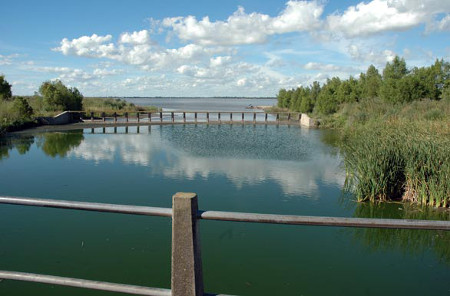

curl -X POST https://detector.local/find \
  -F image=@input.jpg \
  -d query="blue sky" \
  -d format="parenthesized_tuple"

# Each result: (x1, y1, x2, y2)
(1, 0, 449, 97)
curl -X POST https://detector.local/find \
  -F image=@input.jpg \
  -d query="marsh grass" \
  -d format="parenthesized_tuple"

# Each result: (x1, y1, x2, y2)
(341, 99, 450, 207)
(82, 97, 158, 115)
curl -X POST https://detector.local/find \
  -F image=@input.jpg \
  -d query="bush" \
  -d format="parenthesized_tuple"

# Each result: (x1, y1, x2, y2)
(0, 75, 12, 101)
(39, 80, 83, 111)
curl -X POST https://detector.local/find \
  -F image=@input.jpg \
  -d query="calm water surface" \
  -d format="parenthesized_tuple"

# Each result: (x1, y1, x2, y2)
(0, 125, 448, 295)
(124, 97, 277, 112)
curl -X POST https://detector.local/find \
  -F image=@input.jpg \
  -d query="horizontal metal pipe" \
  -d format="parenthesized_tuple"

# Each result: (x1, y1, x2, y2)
(0, 271, 171, 296)
(0, 196, 172, 217)
(0, 271, 233, 296)
(1, 196, 449, 230)
(198, 211, 450, 230)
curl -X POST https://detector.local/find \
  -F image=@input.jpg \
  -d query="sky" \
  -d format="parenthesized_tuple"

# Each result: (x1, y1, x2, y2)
(1, 0, 449, 97)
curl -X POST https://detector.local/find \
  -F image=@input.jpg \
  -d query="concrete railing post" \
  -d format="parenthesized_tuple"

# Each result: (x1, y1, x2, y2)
(230, 112, 232, 122)
(114, 112, 117, 123)
(253, 113, 256, 123)
(90, 112, 94, 122)
(265, 113, 268, 123)
(125, 112, 128, 123)
(207, 112, 209, 123)
(171, 112, 175, 123)
(183, 112, 186, 123)
(218, 112, 221, 123)
(195, 112, 197, 123)
(137, 112, 140, 123)
(242, 112, 244, 123)
(160, 112, 163, 122)
(171, 192, 204, 296)
(101, 112, 105, 122)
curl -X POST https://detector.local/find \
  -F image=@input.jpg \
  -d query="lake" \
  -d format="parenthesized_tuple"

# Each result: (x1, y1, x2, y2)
(123, 97, 277, 112)
(0, 123, 449, 295)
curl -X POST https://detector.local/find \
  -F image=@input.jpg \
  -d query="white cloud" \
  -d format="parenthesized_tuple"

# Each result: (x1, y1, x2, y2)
(348, 44, 396, 65)
(55, 34, 116, 58)
(326, 0, 450, 37)
(162, 1, 324, 45)
(0, 54, 20, 65)
(426, 14, 450, 32)
(304, 62, 341, 71)
(119, 30, 152, 45)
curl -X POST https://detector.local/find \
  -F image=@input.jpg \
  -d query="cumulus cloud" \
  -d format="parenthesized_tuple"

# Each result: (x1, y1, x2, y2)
(326, 0, 450, 37)
(119, 30, 152, 45)
(55, 34, 116, 58)
(348, 44, 396, 65)
(162, 1, 324, 45)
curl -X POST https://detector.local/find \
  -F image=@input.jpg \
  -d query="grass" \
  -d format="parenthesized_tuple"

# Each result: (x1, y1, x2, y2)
(335, 98, 450, 207)
(82, 97, 159, 115)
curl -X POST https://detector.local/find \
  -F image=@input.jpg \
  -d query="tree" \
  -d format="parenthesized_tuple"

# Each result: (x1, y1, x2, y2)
(360, 65, 382, 99)
(12, 97, 33, 119)
(315, 77, 341, 115)
(380, 56, 408, 102)
(39, 80, 83, 111)
(0, 75, 12, 100)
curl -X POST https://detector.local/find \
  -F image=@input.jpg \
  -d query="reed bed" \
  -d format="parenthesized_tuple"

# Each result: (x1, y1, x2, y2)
(342, 119, 450, 207)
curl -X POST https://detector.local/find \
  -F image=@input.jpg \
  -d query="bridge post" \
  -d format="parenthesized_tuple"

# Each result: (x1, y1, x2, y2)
(148, 112, 152, 122)
(171, 192, 204, 296)
(90, 112, 94, 122)
(171, 112, 174, 123)
(207, 112, 209, 123)
(218, 112, 221, 123)
(276, 113, 279, 124)
(287, 113, 291, 122)
(265, 113, 268, 123)
(137, 112, 140, 123)
(230, 112, 232, 122)
(195, 112, 197, 123)
(101, 112, 105, 122)
(253, 113, 256, 123)
(183, 112, 186, 123)
(114, 112, 117, 123)
(242, 112, 244, 123)
(125, 112, 128, 123)
(160, 112, 163, 122)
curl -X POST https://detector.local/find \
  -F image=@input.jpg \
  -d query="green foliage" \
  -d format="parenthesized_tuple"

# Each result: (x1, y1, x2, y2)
(315, 77, 341, 114)
(342, 117, 450, 208)
(37, 131, 84, 158)
(82, 97, 157, 114)
(0, 75, 12, 101)
(12, 97, 33, 119)
(359, 65, 381, 98)
(39, 80, 83, 111)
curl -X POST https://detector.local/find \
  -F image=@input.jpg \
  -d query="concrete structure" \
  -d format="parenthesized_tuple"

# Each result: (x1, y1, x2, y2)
(38, 111, 82, 125)
(171, 193, 204, 296)
(300, 113, 318, 127)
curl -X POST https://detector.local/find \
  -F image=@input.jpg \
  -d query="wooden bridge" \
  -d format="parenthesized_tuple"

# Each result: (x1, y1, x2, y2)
(0, 193, 449, 296)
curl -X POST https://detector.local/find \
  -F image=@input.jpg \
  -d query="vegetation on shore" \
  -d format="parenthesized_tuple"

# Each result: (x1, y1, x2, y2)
(277, 57, 450, 207)
(0, 77, 157, 135)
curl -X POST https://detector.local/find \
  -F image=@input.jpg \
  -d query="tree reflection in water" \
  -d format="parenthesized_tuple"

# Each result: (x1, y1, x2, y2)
(352, 202, 450, 264)
(0, 131, 84, 160)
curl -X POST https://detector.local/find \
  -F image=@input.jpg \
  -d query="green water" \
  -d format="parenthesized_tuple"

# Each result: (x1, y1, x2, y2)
(0, 125, 449, 295)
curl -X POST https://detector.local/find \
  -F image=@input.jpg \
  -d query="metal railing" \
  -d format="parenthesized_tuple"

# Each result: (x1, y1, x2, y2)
(1, 194, 449, 296)
(70, 111, 302, 125)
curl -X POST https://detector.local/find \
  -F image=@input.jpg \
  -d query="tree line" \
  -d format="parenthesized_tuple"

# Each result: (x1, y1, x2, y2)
(277, 57, 450, 115)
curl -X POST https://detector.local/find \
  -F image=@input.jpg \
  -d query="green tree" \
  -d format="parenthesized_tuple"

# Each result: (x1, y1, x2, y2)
(0, 75, 12, 101)
(315, 77, 341, 115)
(39, 80, 83, 111)
(380, 56, 408, 102)
(360, 65, 382, 99)
(337, 76, 360, 103)
(12, 97, 33, 119)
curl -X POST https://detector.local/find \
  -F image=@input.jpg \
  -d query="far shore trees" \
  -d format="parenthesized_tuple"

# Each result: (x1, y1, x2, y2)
(0, 75, 12, 100)
(39, 80, 83, 111)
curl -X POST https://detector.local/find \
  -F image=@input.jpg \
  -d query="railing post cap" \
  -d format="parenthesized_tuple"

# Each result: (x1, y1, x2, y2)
(173, 192, 197, 200)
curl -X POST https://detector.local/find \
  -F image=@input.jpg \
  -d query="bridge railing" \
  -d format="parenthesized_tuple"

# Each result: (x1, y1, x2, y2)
(68, 111, 301, 125)
(1, 194, 449, 296)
